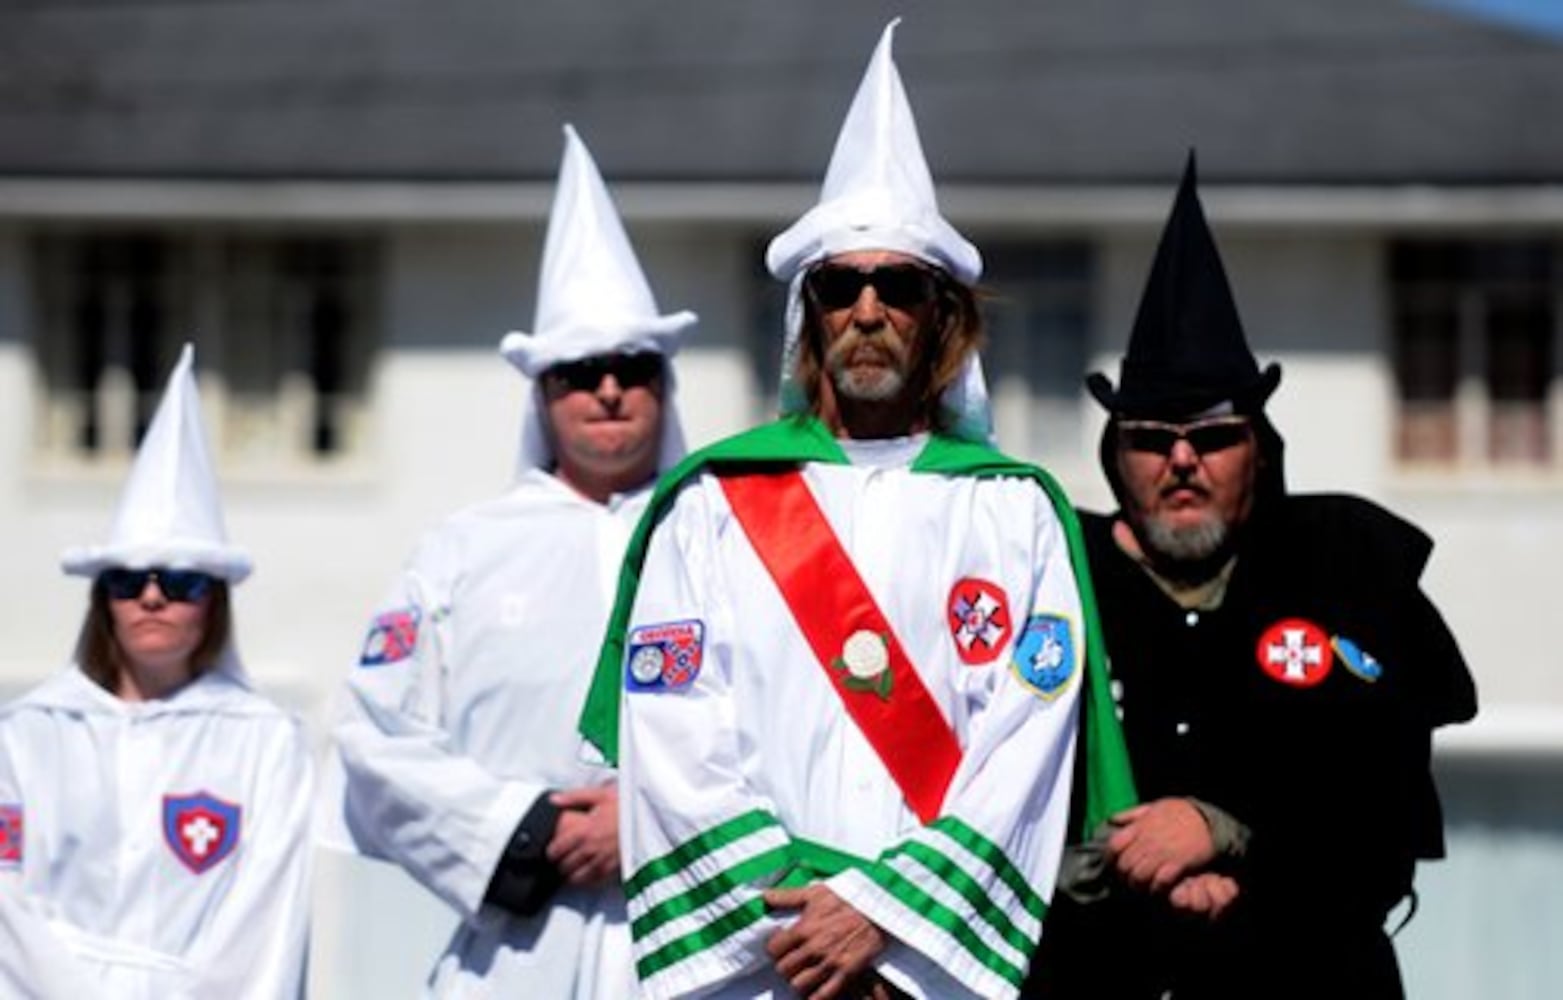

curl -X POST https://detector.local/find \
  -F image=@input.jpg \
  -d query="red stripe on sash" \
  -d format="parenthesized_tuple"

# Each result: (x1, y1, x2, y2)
(720, 470, 961, 824)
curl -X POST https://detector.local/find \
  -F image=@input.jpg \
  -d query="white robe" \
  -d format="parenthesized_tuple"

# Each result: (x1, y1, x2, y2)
(325, 469, 640, 998)
(619, 452, 1083, 1000)
(0, 665, 313, 999)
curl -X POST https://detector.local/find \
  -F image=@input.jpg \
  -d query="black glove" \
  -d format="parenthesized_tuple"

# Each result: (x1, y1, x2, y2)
(482, 793, 565, 917)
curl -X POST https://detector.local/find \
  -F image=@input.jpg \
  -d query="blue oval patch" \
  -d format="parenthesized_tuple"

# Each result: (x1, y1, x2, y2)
(1011, 614, 1076, 700)
(1331, 634, 1383, 683)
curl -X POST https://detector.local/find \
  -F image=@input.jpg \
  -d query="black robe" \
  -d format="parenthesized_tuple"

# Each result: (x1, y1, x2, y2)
(1028, 493, 1476, 999)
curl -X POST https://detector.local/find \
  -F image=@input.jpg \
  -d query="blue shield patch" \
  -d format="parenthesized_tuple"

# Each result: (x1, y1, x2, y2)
(1332, 634, 1383, 683)
(1011, 614, 1076, 699)
(163, 792, 242, 875)
(625, 620, 705, 692)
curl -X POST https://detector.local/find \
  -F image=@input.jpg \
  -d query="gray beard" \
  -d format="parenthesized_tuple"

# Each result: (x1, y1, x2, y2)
(831, 363, 906, 402)
(1142, 513, 1230, 565)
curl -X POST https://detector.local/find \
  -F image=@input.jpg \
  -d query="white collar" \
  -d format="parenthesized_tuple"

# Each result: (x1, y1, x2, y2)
(836, 432, 929, 470)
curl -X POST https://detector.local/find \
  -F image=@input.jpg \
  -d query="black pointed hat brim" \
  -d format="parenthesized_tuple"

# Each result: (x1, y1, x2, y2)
(1086, 361, 1281, 418)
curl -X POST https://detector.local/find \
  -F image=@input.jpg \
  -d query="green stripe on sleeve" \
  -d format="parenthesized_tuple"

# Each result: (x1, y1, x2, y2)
(625, 809, 785, 900)
(635, 897, 769, 982)
(885, 841, 1038, 957)
(631, 845, 792, 940)
(926, 816, 1048, 922)
(863, 864, 1028, 989)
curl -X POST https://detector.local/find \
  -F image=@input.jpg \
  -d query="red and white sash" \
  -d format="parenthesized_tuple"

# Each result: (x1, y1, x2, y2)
(721, 470, 962, 824)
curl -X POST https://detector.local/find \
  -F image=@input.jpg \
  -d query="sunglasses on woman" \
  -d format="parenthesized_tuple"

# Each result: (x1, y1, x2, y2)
(99, 568, 217, 603)
(543, 352, 664, 393)
(804, 263, 941, 312)
(1117, 415, 1253, 456)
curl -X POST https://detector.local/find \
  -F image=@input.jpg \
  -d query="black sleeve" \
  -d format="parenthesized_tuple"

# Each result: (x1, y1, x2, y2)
(1242, 497, 1466, 916)
(481, 793, 566, 917)
(1314, 493, 1476, 725)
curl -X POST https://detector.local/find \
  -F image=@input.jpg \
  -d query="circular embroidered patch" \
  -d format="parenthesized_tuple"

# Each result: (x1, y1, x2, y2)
(1255, 618, 1333, 688)
(628, 646, 666, 685)
(947, 577, 1013, 666)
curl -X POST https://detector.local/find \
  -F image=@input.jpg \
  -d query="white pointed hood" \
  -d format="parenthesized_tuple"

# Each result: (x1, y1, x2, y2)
(500, 125, 696, 476)
(61, 343, 252, 582)
(765, 19, 993, 443)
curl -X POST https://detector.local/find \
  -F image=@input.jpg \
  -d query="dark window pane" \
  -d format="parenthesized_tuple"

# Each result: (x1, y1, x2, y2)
(1486, 287, 1552, 463)
(1390, 238, 1558, 466)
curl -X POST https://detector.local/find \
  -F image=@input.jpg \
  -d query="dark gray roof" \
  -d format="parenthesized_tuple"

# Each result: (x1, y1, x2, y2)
(1, 0, 1560, 184)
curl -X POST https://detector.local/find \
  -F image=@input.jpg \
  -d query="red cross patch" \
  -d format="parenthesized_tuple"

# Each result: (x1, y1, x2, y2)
(1256, 618, 1333, 688)
(947, 578, 1013, 666)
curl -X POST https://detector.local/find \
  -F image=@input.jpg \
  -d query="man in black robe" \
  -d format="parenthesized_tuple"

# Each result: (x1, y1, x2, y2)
(1029, 155, 1477, 999)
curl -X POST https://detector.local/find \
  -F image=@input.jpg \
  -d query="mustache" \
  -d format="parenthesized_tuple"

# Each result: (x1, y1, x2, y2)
(1159, 474, 1210, 500)
(824, 324, 910, 372)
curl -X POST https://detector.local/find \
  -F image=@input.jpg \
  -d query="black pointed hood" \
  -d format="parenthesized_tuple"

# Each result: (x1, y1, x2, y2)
(1087, 152, 1281, 418)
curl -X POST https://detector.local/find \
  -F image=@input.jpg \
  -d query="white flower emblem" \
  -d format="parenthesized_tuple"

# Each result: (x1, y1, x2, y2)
(841, 630, 889, 679)
(629, 646, 665, 684)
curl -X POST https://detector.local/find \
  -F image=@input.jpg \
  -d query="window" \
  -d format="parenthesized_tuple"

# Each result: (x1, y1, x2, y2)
(744, 238, 1094, 465)
(747, 240, 788, 422)
(31, 230, 379, 468)
(980, 241, 1094, 465)
(1389, 240, 1560, 467)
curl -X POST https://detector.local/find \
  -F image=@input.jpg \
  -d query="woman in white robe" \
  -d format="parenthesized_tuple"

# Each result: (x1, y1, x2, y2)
(0, 345, 313, 999)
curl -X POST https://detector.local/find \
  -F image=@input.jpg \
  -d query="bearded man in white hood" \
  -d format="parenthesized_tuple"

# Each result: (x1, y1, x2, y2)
(324, 124, 696, 998)
(577, 21, 1134, 1000)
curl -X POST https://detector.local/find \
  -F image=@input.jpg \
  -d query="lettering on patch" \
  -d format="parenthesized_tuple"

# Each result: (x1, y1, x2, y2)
(625, 620, 706, 692)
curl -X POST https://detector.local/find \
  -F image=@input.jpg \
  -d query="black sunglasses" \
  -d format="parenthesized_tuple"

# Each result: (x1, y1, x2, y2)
(99, 568, 217, 603)
(1118, 415, 1253, 456)
(804, 264, 940, 312)
(544, 352, 664, 393)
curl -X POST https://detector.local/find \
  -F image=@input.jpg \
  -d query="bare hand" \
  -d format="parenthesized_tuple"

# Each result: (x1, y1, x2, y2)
(546, 785, 620, 887)
(1106, 798, 1217, 895)
(1168, 872, 1240, 920)
(763, 885, 887, 999)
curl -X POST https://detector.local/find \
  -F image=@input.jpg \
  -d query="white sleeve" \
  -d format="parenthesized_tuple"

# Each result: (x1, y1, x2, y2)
(326, 530, 541, 919)
(0, 730, 19, 893)
(185, 717, 315, 1000)
(618, 481, 796, 1000)
(827, 489, 1083, 1000)
(0, 891, 102, 1000)
(0, 731, 100, 998)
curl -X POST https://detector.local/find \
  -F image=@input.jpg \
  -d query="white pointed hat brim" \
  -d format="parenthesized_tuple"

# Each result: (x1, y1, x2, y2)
(766, 190, 981, 285)
(61, 540, 253, 583)
(499, 310, 696, 380)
